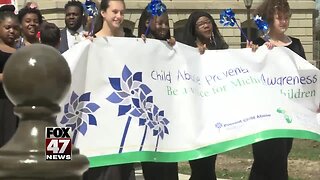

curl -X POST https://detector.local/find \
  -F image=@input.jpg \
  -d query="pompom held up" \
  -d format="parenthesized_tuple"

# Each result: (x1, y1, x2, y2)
(146, 0, 167, 17)
(83, 0, 98, 17)
(254, 15, 270, 41)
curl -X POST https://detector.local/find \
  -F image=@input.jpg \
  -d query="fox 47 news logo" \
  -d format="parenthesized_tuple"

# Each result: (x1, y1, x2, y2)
(45, 127, 72, 160)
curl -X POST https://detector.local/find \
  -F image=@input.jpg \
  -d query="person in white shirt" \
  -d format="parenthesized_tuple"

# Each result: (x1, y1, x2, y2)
(59, 0, 85, 53)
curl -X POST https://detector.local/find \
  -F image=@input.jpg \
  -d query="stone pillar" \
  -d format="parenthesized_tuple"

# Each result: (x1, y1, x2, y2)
(0, 44, 89, 179)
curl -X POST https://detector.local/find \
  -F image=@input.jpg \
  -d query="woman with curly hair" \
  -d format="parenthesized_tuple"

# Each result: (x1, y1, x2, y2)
(250, 1, 306, 179)
(17, 7, 43, 47)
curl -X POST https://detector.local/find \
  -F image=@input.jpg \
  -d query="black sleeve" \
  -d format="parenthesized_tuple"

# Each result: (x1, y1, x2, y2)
(288, 37, 306, 60)
(253, 37, 266, 46)
(295, 38, 306, 60)
(124, 28, 136, 38)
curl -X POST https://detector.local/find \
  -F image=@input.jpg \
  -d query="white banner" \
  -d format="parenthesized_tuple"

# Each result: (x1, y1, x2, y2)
(59, 37, 320, 167)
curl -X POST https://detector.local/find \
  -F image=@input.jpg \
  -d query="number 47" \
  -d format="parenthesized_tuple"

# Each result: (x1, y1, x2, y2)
(47, 139, 70, 153)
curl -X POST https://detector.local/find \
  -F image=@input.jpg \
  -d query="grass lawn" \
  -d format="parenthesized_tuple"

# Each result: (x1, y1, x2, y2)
(178, 139, 320, 180)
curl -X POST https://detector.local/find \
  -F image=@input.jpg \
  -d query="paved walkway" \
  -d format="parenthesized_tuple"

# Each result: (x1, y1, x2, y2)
(135, 169, 190, 180)
(135, 169, 229, 180)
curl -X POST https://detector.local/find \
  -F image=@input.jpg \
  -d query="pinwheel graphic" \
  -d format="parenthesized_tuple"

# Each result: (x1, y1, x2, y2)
(60, 91, 100, 144)
(107, 65, 170, 153)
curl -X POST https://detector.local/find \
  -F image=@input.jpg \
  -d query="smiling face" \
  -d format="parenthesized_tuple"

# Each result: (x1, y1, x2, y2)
(0, 17, 19, 47)
(149, 13, 170, 40)
(271, 12, 290, 35)
(21, 13, 40, 38)
(195, 16, 213, 40)
(101, 0, 125, 31)
(65, 6, 83, 31)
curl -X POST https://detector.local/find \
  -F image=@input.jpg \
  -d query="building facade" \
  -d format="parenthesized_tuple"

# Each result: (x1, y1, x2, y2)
(17, 0, 317, 62)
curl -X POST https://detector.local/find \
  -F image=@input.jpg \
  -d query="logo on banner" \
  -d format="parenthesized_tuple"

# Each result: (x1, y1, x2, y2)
(45, 127, 72, 160)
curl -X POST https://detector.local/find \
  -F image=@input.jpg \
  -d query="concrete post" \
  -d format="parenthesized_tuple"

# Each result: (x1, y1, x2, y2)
(0, 44, 89, 179)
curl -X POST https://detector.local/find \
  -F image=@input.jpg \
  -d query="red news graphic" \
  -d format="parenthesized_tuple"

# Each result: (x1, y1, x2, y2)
(0, 0, 15, 5)
(45, 127, 72, 160)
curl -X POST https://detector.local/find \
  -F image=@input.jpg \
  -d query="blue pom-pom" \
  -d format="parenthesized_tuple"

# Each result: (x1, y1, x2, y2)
(254, 15, 270, 41)
(146, 0, 167, 17)
(219, 8, 236, 27)
(83, 0, 98, 17)
(254, 15, 269, 33)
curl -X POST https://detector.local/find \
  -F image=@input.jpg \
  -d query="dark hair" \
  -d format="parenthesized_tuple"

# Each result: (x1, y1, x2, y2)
(40, 22, 60, 48)
(0, 4, 15, 12)
(94, 0, 125, 34)
(254, 0, 291, 26)
(0, 8, 19, 47)
(137, 7, 170, 39)
(18, 7, 43, 25)
(182, 11, 228, 50)
(0, 6, 18, 24)
(138, 7, 151, 37)
(123, 27, 135, 37)
(64, 0, 84, 15)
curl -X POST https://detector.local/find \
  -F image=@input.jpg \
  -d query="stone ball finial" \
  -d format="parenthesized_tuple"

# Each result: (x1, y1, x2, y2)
(3, 44, 71, 106)
(0, 44, 89, 179)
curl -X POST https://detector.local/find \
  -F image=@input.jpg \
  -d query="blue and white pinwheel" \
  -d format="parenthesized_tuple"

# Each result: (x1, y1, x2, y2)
(107, 65, 170, 153)
(107, 66, 151, 118)
(60, 91, 100, 144)
(220, 8, 249, 41)
(219, 8, 236, 27)
(83, 0, 98, 17)
(254, 15, 270, 41)
(146, 105, 169, 151)
(146, 0, 167, 17)
(83, 0, 98, 35)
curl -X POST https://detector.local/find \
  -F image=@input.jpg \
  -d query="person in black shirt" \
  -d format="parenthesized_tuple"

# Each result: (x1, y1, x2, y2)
(137, 6, 178, 180)
(180, 11, 228, 180)
(250, 1, 306, 180)
(182, 11, 229, 55)
(253, 0, 305, 59)
(138, 6, 175, 46)
(180, 11, 258, 180)
(0, 7, 20, 148)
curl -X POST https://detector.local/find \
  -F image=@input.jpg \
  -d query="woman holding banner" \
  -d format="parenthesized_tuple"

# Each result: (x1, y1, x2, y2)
(93, 0, 134, 37)
(181, 11, 229, 180)
(137, 3, 178, 180)
(182, 11, 229, 55)
(83, 0, 135, 180)
(250, 0, 306, 179)
(181, 10, 258, 180)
